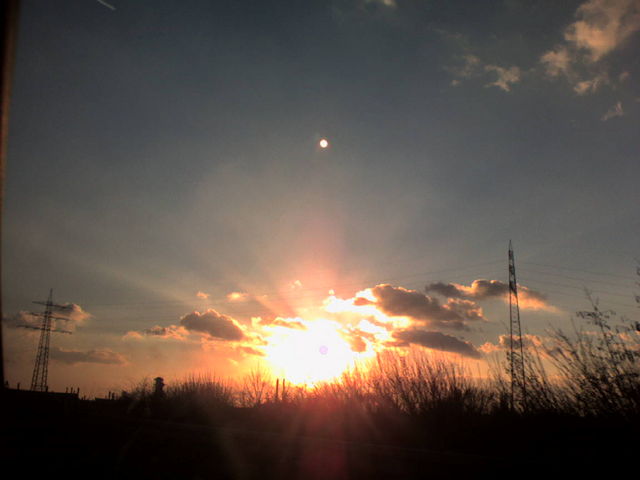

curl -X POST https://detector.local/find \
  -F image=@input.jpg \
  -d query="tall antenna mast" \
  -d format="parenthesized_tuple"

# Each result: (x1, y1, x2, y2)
(508, 241, 527, 410)
(29, 289, 71, 392)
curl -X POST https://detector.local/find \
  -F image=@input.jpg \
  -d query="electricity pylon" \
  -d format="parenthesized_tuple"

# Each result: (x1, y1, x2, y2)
(508, 241, 527, 410)
(27, 289, 72, 392)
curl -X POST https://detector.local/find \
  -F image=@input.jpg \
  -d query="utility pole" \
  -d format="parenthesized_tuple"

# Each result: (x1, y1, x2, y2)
(508, 241, 527, 411)
(28, 289, 72, 392)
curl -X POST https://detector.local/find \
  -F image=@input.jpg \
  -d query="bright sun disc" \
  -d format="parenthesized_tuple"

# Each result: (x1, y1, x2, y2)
(264, 319, 357, 385)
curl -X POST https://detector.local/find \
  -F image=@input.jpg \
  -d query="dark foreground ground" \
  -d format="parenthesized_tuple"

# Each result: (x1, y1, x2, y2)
(2, 389, 637, 479)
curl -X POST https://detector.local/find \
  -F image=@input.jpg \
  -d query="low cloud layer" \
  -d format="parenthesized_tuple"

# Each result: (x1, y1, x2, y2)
(180, 309, 246, 341)
(127, 309, 247, 343)
(56, 303, 92, 331)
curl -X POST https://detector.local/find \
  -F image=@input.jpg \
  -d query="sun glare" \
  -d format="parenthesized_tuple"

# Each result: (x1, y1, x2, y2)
(264, 319, 362, 385)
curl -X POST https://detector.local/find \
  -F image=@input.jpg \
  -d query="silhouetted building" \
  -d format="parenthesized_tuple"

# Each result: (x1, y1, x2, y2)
(153, 377, 165, 398)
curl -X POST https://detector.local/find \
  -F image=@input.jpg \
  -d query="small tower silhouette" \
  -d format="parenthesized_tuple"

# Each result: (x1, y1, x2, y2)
(153, 377, 165, 398)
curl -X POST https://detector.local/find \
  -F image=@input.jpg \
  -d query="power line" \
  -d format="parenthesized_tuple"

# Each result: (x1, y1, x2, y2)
(518, 266, 633, 289)
(79, 259, 635, 311)
(516, 281, 637, 309)
(517, 276, 636, 299)
(83, 260, 505, 309)
(37, 258, 636, 330)
(519, 261, 636, 281)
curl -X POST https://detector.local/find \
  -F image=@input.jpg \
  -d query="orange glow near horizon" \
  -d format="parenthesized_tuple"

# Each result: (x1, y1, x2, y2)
(249, 286, 422, 386)
(257, 289, 406, 385)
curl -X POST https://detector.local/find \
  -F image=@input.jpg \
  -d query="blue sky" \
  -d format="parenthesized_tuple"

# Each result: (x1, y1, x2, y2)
(3, 0, 639, 394)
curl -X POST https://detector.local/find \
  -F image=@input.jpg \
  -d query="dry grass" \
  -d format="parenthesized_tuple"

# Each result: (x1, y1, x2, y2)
(543, 296, 640, 417)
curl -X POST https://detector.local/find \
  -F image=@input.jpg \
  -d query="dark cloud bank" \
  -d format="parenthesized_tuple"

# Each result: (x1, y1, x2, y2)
(356, 284, 484, 330)
(392, 329, 481, 359)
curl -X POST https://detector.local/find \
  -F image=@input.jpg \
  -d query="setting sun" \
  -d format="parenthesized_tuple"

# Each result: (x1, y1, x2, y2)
(263, 319, 361, 385)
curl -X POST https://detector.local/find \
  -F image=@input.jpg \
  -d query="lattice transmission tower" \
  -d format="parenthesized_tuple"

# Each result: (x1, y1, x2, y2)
(508, 241, 527, 410)
(26, 289, 72, 392)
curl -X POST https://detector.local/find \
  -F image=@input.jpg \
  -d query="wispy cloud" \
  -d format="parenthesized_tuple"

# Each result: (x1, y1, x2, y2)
(227, 291, 249, 301)
(447, 54, 481, 84)
(51, 346, 126, 365)
(96, 0, 116, 11)
(448, 55, 521, 92)
(289, 280, 303, 290)
(3, 311, 40, 329)
(366, 0, 397, 7)
(484, 65, 521, 92)
(236, 345, 266, 357)
(573, 72, 609, 95)
(479, 334, 545, 354)
(123, 324, 188, 341)
(144, 325, 189, 340)
(601, 101, 624, 120)
(255, 316, 307, 330)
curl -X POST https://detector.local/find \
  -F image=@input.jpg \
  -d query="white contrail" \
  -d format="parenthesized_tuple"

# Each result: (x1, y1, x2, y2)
(97, 0, 116, 10)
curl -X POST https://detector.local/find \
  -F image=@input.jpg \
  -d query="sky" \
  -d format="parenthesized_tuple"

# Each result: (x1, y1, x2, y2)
(2, 0, 639, 396)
